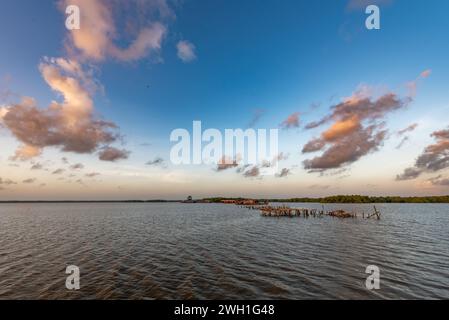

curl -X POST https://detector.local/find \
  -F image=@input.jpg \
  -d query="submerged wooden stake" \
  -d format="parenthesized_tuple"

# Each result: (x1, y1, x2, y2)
(239, 203, 381, 221)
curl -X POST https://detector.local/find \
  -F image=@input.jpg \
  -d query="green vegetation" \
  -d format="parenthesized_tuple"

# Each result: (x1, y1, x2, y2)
(1, 195, 448, 204)
(205, 195, 449, 204)
(202, 197, 248, 203)
(270, 195, 449, 203)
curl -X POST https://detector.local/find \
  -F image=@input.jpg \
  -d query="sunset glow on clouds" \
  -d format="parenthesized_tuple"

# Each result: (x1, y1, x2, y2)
(1, 57, 122, 161)
(302, 84, 415, 171)
(0, 0, 449, 199)
(60, 0, 167, 62)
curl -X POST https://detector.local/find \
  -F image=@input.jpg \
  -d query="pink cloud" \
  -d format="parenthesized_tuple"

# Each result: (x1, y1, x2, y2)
(0, 59, 126, 161)
(303, 86, 410, 171)
(60, 0, 167, 62)
(280, 112, 300, 129)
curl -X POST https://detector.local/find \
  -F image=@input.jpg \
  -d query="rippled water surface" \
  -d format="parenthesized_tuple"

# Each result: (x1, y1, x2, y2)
(0, 203, 448, 299)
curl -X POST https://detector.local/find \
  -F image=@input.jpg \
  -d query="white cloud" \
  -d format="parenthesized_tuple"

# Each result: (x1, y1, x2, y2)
(177, 40, 197, 63)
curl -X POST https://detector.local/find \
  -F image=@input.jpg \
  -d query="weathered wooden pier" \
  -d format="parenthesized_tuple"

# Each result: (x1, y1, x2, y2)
(239, 204, 381, 220)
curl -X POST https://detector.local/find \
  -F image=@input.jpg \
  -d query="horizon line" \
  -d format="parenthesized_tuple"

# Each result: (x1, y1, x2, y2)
(1, 194, 449, 203)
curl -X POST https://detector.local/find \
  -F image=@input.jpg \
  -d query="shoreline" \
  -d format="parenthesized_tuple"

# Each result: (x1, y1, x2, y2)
(1, 195, 449, 204)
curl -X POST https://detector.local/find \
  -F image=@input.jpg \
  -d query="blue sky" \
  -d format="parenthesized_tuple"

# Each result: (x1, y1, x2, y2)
(1, 0, 449, 200)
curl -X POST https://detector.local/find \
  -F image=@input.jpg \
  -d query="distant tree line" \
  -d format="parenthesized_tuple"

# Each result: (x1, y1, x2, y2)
(4, 196, 448, 204)
(269, 195, 449, 203)
(203, 197, 247, 203)
(205, 195, 449, 204)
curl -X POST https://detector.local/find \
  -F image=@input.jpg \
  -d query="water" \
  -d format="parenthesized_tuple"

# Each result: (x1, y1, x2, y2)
(0, 202, 448, 299)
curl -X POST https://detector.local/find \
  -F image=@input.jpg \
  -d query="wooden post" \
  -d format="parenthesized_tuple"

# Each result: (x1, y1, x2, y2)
(373, 206, 381, 220)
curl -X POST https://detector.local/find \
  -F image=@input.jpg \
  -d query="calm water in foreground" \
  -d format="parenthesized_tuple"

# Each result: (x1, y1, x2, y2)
(0, 203, 448, 299)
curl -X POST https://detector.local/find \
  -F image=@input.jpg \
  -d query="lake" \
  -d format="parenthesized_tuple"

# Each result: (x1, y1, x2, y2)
(0, 203, 448, 299)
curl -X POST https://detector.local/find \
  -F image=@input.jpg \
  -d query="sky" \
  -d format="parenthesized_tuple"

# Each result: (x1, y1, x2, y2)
(1, 0, 449, 200)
